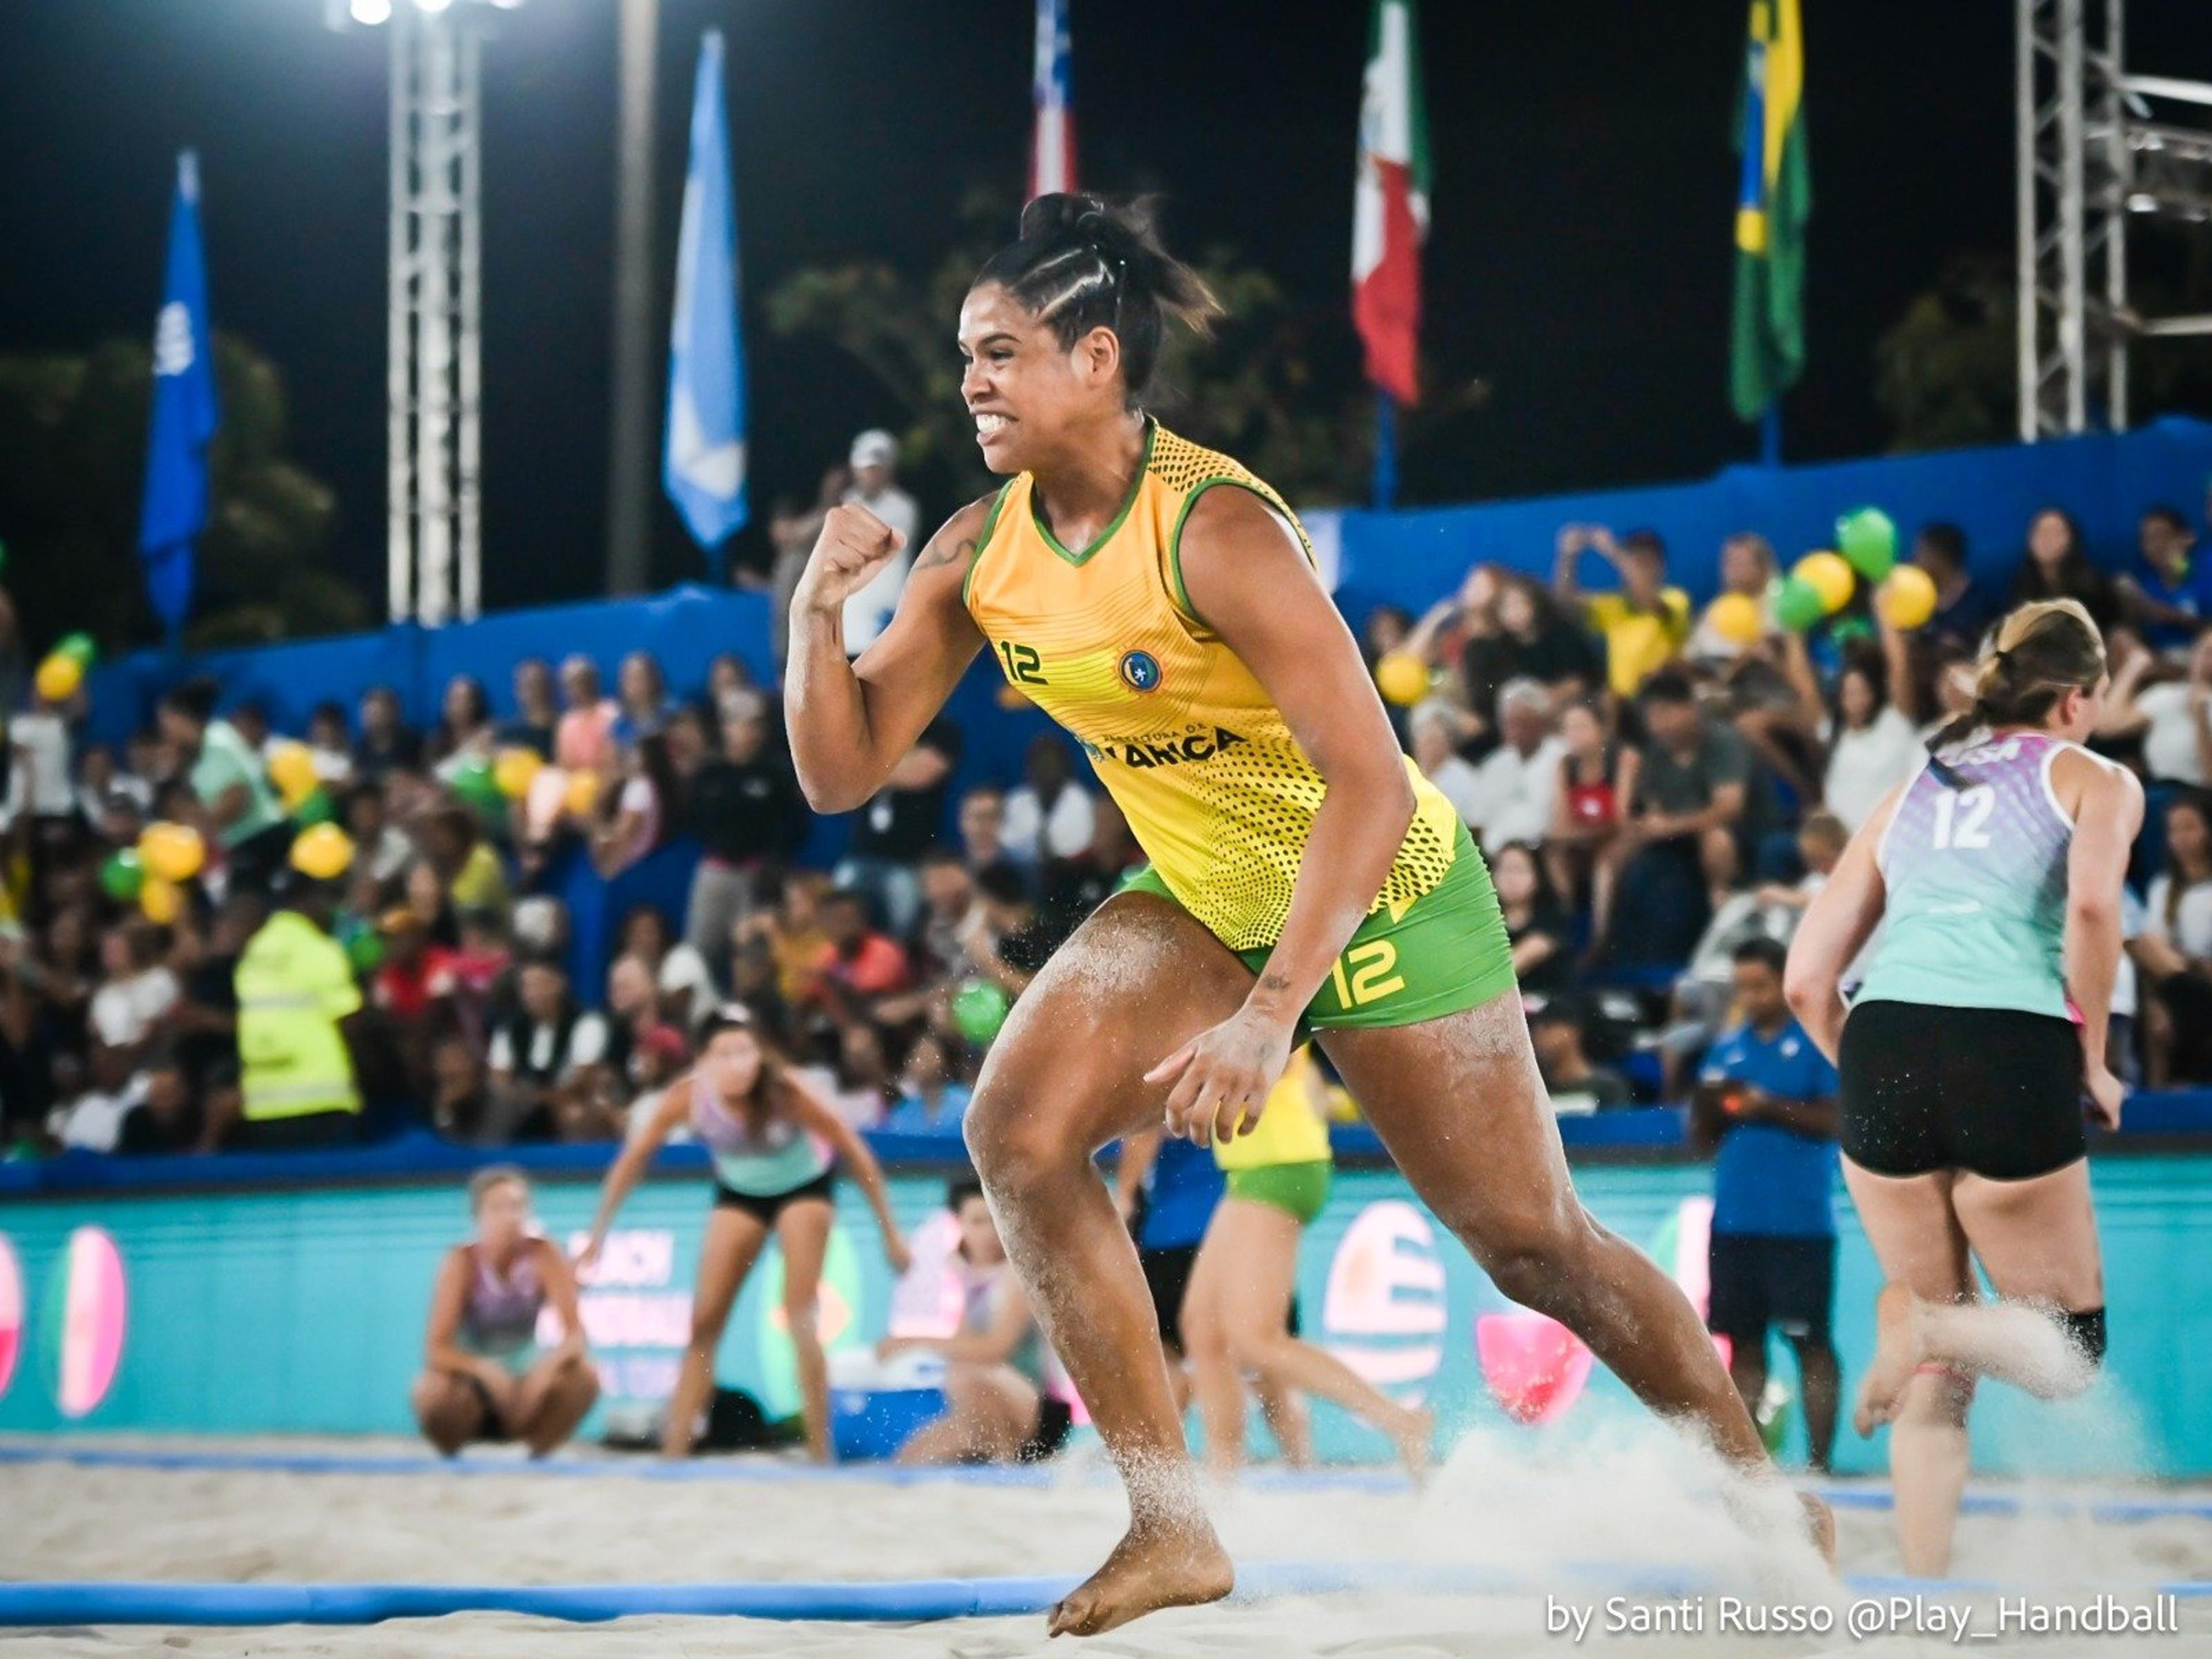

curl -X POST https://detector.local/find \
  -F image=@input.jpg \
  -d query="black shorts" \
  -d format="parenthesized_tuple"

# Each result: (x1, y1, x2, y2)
(1707, 1233, 1835, 1347)
(1139, 1243, 1298, 1357)
(713, 1167, 836, 1225)
(461, 1372, 514, 1443)
(1017, 1397, 1073, 1463)
(1839, 1001, 2086, 1181)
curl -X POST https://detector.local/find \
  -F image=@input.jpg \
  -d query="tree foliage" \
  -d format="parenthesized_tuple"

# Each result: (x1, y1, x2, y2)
(1876, 244, 2212, 453)
(0, 332, 360, 655)
(765, 188, 1479, 512)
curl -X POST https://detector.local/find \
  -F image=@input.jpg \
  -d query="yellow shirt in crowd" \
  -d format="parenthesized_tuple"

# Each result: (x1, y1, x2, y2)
(1586, 589, 1692, 696)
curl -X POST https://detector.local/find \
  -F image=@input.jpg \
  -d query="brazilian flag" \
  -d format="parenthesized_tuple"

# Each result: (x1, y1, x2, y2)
(1729, 0, 1809, 423)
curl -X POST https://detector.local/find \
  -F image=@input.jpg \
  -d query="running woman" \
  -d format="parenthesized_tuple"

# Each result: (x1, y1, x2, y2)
(412, 1166, 599, 1456)
(785, 192, 1824, 1635)
(1180, 1046, 1430, 1478)
(579, 1007, 910, 1460)
(1786, 599, 2137, 1576)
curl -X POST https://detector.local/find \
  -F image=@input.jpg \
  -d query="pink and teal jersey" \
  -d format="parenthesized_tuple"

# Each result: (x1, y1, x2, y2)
(1857, 730, 2097, 1021)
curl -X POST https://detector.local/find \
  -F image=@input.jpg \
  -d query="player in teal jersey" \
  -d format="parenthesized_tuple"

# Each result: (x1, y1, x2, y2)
(1786, 600, 2140, 1577)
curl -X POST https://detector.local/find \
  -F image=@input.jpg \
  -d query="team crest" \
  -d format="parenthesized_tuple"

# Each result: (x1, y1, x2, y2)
(1119, 650, 1161, 692)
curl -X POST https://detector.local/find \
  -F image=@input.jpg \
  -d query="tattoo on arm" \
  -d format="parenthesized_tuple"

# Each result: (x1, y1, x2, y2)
(916, 537, 976, 573)
(1259, 972, 1293, 994)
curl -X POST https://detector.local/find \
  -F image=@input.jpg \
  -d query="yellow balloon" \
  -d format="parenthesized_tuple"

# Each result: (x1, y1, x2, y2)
(1374, 653, 1431, 708)
(267, 740, 319, 809)
(137, 821, 206, 884)
(1705, 592, 1765, 646)
(1791, 551, 1857, 616)
(493, 746, 544, 801)
(1877, 564, 1939, 631)
(34, 653, 83, 704)
(138, 876, 182, 926)
(563, 768, 604, 820)
(289, 822, 357, 883)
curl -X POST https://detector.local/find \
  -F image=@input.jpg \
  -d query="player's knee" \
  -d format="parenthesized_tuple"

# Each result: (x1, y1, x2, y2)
(783, 1298, 820, 1343)
(1461, 1208, 1586, 1308)
(688, 1310, 730, 1353)
(565, 1361, 603, 1408)
(962, 1089, 1072, 1190)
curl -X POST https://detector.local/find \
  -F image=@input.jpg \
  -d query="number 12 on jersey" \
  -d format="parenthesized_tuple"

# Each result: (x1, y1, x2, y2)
(998, 641, 1048, 685)
(1931, 785, 1994, 850)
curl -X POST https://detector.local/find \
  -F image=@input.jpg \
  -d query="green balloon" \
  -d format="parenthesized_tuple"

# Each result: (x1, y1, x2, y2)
(99, 848, 145, 903)
(55, 631, 97, 666)
(950, 978, 1012, 1046)
(338, 918, 385, 976)
(1836, 507, 1897, 581)
(293, 787, 336, 827)
(451, 760, 502, 813)
(1774, 574, 1827, 632)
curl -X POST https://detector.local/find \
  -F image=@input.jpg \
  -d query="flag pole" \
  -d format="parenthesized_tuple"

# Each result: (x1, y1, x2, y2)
(1372, 392, 1399, 510)
(1760, 402, 1782, 468)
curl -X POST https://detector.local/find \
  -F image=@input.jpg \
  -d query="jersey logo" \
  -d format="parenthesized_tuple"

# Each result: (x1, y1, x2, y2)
(1119, 650, 1162, 693)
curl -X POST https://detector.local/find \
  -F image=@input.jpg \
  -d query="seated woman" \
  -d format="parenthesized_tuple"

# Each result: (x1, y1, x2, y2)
(878, 1179, 1073, 1466)
(411, 1166, 599, 1456)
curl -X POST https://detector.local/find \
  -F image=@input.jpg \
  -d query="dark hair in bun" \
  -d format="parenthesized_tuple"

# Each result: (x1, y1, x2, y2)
(971, 193, 1221, 405)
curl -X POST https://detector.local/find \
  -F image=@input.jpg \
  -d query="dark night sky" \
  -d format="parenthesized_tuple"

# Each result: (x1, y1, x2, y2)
(3, 1, 2209, 617)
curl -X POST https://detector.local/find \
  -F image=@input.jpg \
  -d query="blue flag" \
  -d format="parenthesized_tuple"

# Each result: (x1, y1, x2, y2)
(664, 31, 748, 557)
(139, 151, 220, 641)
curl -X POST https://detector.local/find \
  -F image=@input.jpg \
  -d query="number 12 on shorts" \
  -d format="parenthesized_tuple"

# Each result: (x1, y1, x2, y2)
(1329, 939, 1406, 1009)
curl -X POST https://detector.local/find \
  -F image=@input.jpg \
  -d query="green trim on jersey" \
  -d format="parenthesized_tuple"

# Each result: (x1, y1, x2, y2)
(960, 482, 1018, 609)
(1029, 421, 1157, 566)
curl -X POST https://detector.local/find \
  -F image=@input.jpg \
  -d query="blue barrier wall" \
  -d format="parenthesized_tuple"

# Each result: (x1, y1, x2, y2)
(1319, 416, 2212, 633)
(3, 1154, 2207, 1477)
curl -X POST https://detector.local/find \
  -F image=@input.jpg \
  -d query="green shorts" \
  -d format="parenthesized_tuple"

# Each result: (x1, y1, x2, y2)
(1224, 1160, 1331, 1225)
(1118, 820, 1516, 1033)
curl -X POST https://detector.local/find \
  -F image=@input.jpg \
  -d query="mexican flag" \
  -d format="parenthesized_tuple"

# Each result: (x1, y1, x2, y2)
(1353, 0, 1429, 407)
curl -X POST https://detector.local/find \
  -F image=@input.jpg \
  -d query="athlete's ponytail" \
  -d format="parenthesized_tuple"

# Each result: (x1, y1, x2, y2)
(972, 192, 1222, 406)
(1926, 598, 2107, 771)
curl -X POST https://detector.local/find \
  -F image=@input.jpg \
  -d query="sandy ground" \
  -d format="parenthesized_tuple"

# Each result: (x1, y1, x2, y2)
(3, 1427, 2207, 1658)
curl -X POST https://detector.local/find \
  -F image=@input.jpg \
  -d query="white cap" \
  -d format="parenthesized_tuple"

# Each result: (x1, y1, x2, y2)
(849, 429, 898, 470)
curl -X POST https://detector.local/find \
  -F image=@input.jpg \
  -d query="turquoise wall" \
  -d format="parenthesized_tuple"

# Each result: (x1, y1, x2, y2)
(2, 1158, 2205, 1476)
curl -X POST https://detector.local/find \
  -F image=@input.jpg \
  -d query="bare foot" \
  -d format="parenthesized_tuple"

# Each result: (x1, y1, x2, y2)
(1853, 1282, 1927, 1438)
(1394, 1406, 1434, 1484)
(1046, 1520, 1233, 1638)
(1799, 1493, 1836, 1566)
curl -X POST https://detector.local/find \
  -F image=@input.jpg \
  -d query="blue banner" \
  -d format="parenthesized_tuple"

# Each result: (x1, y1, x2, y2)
(5, 1157, 2210, 1477)
(138, 151, 220, 642)
(663, 31, 749, 558)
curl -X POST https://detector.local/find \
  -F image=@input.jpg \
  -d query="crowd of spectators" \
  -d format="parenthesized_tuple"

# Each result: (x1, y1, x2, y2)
(1369, 487, 2212, 1105)
(6, 430, 2211, 1163)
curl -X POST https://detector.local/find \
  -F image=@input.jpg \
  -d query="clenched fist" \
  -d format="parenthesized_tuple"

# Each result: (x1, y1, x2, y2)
(794, 503, 907, 620)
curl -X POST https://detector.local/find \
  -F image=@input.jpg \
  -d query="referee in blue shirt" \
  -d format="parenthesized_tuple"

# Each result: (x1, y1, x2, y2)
(1690, 937, 1842, 1472)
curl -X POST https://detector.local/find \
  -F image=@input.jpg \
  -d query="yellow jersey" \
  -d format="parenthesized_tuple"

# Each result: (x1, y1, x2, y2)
(1213, 1046, 1332, 1172)
(964, 421, 1461, 953)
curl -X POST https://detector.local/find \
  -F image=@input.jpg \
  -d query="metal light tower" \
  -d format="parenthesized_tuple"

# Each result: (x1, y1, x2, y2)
(387, 0, 484, 626)
(2018, 0, 2212, 440)
(332, 0, 512, 624)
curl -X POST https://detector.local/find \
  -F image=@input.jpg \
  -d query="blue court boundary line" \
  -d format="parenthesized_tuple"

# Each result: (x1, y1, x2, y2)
(0, 1566, 2204, 1627)
(5, 1444, 2209, 1522)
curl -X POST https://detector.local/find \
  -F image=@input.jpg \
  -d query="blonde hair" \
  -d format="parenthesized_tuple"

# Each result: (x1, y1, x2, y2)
(468, 1165, 530, 1215)
(1929, 599, 2106, 754)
